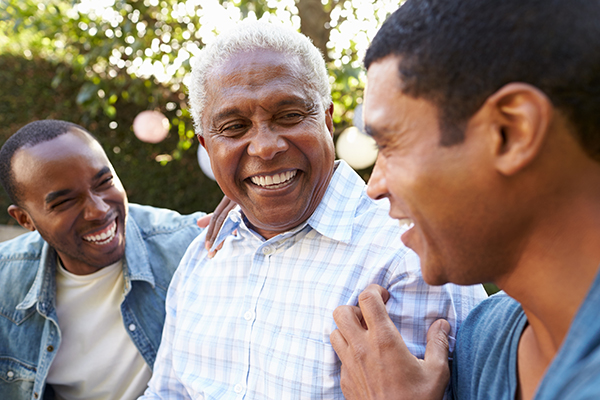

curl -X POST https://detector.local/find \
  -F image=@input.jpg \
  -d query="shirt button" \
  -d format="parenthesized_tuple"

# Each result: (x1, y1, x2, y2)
(128, 324, 136, 331)
(262, 246, 273, 255)
(34, 393, 39, 399)
(234, 384, 243, 394)
(243, 310, 255, 321)
(7, 371, 14, 379)
(47, 345, 54, 352)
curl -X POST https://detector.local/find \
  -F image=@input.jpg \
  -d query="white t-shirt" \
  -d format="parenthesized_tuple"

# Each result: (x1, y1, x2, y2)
(46, 259, 152, 400)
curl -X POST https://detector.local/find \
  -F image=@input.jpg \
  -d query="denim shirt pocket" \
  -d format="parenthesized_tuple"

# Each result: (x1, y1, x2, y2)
(0, 357, 36, 399)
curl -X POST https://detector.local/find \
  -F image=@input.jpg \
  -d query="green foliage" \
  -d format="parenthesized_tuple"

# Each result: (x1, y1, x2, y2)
(0, 54, 223, 224)
(0, 0, 395, 222)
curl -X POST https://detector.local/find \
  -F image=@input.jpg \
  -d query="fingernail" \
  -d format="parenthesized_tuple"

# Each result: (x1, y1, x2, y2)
(208, 251, 214, 259)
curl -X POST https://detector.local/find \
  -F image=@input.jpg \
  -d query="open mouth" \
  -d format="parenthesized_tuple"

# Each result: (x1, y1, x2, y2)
(249, 170, 297, 189)
(397, 217, 414, 230)
(82, 219, 118, 245)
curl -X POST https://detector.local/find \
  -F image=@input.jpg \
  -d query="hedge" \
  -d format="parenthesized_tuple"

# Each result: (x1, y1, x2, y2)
(0, 54, 224, 225)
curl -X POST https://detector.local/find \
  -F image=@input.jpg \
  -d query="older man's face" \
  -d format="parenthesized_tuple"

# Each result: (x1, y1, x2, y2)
(199, 49, 335, 239)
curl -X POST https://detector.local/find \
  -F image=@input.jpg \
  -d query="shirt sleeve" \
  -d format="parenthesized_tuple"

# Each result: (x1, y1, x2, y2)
(138, 238, 204, 400)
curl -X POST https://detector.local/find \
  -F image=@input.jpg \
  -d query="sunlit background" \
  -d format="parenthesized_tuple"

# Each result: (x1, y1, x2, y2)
(0, 0, 401, 222)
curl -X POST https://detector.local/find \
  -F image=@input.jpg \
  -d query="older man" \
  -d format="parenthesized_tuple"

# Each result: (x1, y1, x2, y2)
(331, 0, 600, 399)
(0, 120, 227, 399)
(141, 21, 486, 399)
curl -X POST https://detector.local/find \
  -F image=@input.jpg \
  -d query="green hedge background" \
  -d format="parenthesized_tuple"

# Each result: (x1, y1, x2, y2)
(0, 54, 225, 225)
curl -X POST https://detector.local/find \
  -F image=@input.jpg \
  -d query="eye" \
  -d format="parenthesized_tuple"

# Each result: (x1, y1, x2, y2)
(51, 198, 75, 210)
(218, 121, 249, 137)
(224, 123, 246, 131)
(278, 112, 304, 124)
(99, 176, 114, 188)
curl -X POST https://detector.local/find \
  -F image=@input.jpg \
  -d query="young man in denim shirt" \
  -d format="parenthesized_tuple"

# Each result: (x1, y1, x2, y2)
(0, 120, 222, 399)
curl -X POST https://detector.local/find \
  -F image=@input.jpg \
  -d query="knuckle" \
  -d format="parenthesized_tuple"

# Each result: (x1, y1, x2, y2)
(332, 305, 350, 322)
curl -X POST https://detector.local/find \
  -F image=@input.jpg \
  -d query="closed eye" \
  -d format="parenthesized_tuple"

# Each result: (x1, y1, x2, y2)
(51, 198, 75, 210)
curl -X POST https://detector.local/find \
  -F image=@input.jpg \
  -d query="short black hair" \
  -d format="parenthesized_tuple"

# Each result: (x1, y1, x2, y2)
(0, 120, 97, 205)
(365, 0, 600, 158)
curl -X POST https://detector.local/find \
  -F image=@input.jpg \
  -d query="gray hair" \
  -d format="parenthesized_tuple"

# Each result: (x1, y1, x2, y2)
(187, 20, 332, 136)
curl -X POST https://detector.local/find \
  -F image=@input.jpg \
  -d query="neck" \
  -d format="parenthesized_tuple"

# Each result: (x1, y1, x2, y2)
(497, 177, 600, 360)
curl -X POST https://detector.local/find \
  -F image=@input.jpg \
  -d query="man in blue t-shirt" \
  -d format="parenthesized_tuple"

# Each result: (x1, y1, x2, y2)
(330, 0, 600, 399)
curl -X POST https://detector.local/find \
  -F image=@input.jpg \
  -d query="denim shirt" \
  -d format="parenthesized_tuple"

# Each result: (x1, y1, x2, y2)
(0, 204, 204, 400)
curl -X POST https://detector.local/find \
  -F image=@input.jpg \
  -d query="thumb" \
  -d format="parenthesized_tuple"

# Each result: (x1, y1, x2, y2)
(197, 213, 212, 229)
(424, 319, 451, 380)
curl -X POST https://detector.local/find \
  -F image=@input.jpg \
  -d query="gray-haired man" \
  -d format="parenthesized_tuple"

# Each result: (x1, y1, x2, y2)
(141, 21, 486, 399)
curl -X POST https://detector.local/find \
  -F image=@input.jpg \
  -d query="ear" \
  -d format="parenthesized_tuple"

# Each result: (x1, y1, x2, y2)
(197, 134, 206, 149)
(7, 205, 36, 231)
(484, 83, 553, 176)
(325, 103, 334, 137)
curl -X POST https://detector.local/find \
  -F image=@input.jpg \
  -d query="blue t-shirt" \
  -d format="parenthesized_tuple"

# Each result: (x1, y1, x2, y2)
(452, 267, 600, 399)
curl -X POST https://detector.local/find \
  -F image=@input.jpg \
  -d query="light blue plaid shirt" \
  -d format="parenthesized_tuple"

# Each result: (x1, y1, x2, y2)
(141, 160, 487, 399)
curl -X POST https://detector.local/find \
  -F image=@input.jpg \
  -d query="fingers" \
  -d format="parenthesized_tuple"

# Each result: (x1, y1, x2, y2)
(196, 213, 212, 229)
(331, 305, 364, 359)
(205, 195, 236, 250)
(424, 319, 451, 387)
(357, 284, 393, 331)
(207, 240, 225, 259)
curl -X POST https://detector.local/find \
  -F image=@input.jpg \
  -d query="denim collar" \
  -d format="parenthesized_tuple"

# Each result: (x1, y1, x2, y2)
(16, 212, 156, 311)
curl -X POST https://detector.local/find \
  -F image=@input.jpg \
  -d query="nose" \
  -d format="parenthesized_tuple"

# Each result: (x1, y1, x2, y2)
(83, 193, 110, 221)
(366, 155, 389, 200)
(246, 124, 288, 160)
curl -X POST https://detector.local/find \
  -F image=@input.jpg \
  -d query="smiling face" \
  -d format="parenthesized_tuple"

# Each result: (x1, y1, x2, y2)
(9, 128, 128, 275)
(364, 55, 515, 285)
(199, 49, 335, 239)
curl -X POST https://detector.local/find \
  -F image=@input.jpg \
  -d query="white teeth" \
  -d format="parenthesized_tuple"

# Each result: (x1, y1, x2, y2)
(83, 221, 117, 245)
(398, 218, 414, 230)
(250, 170, 297, 188)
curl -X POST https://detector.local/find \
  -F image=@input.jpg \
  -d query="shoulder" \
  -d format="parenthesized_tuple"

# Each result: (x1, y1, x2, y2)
(128, 203, 205, 239)
(129, 204, 206, 242)
(124, 204, 206, 280)
(458, 292, 523, 337)
(452, 293, 524, 399)
(0, 232, 45, 316)
(0, 230, 45, 262)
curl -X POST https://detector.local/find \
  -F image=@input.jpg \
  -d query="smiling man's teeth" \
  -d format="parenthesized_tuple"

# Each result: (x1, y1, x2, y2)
(83, 221, 117, 245)
(398, 218, 414, 230)
(251, 170, 297, 188)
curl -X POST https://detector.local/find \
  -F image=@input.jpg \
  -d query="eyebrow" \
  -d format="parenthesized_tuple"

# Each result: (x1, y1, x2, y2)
(45, 189, 72, 204)
(44, 166, 111, 204)
(93, 166, 111, 181)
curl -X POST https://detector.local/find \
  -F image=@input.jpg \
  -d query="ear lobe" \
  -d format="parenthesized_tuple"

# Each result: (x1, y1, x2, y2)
(486, 83, 553, 176)
(7, 205, 36, 231)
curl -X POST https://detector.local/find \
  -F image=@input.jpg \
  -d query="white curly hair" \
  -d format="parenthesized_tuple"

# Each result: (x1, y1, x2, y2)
(187, 20, 332, 136)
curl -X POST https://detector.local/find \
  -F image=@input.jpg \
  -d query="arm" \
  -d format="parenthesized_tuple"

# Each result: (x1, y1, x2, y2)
(139, 254, 194, 399)
(330, 284, 451, 400)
